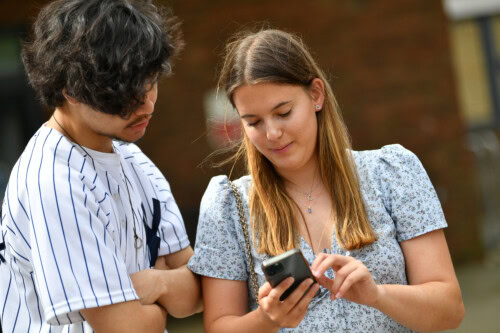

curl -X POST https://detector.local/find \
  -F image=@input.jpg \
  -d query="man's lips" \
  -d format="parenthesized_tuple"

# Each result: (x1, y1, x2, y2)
(128, 117, 151, 130)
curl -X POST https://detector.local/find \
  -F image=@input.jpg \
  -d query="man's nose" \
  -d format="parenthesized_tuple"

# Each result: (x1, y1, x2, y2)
(135, 85, 157, 116)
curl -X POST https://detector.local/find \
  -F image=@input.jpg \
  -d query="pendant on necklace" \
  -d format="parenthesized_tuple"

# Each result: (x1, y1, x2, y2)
(307, 200, 312, 213)
(306, 193, 313, 213)
(134, 234, 143, 249)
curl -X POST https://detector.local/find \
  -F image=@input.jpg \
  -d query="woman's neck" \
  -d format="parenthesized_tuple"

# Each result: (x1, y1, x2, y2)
(279, 156, 320, 193)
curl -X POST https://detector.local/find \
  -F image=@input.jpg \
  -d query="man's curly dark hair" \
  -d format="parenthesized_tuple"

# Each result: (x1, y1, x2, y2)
(22, 0, 184, 118)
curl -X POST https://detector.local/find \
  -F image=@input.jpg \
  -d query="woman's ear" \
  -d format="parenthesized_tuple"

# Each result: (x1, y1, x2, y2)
(309, 78, 325, 112)
(62, 89, 79, 105)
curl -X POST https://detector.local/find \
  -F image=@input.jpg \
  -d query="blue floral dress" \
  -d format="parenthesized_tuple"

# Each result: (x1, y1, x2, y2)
(188, 144, 447, 332)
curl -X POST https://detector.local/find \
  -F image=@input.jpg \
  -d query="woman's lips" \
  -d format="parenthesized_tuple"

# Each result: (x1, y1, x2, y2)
(270, 142, 292, 153)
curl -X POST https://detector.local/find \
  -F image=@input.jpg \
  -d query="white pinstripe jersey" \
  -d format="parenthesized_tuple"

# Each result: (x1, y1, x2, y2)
(0, 125, 189, 332)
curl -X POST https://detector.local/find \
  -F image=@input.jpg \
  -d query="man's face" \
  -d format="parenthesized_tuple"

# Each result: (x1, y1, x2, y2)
(79, 83, 158, 145)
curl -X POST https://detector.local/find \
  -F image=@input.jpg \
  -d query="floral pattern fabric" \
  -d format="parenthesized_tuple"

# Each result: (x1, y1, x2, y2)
(188, 144, 447, 332)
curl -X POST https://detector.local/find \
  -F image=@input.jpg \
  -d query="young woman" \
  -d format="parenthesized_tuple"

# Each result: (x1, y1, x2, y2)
(188, 28, 464, 332)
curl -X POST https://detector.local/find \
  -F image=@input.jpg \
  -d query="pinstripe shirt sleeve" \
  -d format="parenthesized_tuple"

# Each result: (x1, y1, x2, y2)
(26, 133, 138, 325)
(123, 144, 189, 257)
(156, 178, 190, 256)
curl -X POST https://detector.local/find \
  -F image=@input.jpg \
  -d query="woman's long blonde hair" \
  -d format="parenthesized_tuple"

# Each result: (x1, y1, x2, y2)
(218, 28, 376, 255)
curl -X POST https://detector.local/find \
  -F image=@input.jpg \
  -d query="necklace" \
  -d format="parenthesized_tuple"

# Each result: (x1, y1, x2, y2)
(52, 115, 143, 250)
(288, 168, 320, 214)
(300, 207, 332, 254)
(120, 167, 144, 250)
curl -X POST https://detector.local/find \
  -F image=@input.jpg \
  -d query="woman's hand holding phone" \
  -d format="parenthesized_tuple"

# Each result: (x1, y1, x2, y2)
(257, 277, 320, 329)
(311, 253, 379, 306)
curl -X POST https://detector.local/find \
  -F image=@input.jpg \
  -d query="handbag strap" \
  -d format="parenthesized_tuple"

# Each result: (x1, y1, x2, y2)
(228, 180, 260, 304)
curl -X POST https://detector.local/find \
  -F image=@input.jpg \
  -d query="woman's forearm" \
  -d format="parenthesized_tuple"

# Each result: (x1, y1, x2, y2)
(372, 282, 464, 331)
(207, 307, 280, 333)
(157, 265, 203, 318)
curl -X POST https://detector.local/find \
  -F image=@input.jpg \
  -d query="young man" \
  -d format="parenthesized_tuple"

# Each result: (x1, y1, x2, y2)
(0, 0, 201, 331)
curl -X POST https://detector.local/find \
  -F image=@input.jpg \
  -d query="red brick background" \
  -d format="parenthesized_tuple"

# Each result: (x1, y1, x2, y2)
(0, 0, 483, 263)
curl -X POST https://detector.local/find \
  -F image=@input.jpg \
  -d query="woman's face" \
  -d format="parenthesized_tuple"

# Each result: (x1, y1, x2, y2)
(233, 79, 325, 174)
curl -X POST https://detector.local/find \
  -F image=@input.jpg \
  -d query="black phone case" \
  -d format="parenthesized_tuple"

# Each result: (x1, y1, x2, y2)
(261, 248, 317, 301)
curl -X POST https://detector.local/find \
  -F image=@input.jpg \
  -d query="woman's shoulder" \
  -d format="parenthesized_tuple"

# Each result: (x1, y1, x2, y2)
(352, 144, 422, 177)
(201, 174, 252, 206)
(205, 174, 251, 192)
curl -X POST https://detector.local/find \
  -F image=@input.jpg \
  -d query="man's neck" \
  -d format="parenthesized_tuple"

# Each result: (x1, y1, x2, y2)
(47, 107, 114, 153)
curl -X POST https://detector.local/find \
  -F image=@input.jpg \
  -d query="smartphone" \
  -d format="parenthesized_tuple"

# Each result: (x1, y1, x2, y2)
(261, 248, 318, 301)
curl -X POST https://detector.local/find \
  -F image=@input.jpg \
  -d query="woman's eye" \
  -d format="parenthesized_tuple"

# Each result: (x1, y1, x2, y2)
(279, 110, 291, 117)
(247, 120, 260, 127)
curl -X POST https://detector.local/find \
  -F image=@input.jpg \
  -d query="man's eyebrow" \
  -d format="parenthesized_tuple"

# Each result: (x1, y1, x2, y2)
(240, 100, 292, 119)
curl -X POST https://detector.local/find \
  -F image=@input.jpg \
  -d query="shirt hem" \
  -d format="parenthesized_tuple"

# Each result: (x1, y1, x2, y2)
(397, 223, 448, 242)
(46, 288, 138, 325)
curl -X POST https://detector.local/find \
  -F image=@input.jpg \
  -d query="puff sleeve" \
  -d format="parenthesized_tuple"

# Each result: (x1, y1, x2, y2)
(187, 175, 248, 280)
(378, 144, 447, 242)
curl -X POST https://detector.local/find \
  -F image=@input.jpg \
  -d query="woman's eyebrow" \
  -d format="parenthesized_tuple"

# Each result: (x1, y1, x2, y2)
(271, 100, 291, 111)
(240, 100, 292, 118)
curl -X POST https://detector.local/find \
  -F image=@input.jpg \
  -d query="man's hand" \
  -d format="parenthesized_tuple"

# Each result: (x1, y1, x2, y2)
(129, 247, 202, 318)
(130, 269, 166, 306)
(154, 257, 171, 270)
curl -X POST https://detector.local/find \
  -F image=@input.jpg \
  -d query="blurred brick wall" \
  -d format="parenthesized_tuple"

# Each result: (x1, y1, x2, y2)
(0, 0, 483, 263)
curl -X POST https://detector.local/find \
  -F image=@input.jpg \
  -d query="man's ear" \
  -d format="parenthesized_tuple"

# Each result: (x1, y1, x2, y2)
(309, 78, 325, 111)
(62, 90, 79, 105)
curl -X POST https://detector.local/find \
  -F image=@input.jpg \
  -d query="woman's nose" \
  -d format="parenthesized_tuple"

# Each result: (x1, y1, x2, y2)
(266, 121, 282, 141)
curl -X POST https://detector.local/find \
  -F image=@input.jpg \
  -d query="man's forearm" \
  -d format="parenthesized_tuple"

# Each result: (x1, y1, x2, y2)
(82, 300, 167, 332)
(157, 265, 202, 318)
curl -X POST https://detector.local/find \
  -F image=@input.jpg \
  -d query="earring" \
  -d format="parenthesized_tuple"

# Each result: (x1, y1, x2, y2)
(315, 105, 321, 110)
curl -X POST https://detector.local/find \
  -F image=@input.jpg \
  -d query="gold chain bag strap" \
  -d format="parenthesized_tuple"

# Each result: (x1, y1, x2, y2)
(228, 180, 260, 304)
